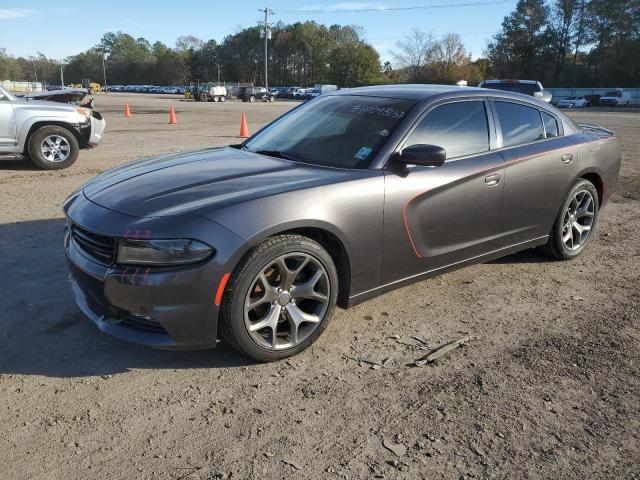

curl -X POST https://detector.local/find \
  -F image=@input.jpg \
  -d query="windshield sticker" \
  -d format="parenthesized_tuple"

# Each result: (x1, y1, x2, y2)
(354, 146, 373, 160)
(350, 104, 406, 119)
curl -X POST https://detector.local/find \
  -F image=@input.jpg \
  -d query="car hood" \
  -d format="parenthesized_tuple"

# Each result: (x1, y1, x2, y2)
(11, 96, 77, 112)
(83, 146, 348, 218)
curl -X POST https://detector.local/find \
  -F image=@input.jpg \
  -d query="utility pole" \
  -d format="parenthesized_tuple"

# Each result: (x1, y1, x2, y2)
(258, 7, 273, 89)
(102, 52, 108, 90)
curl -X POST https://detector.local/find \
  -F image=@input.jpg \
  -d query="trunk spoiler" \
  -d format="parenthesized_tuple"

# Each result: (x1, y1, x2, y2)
(580, 123, 615, 136)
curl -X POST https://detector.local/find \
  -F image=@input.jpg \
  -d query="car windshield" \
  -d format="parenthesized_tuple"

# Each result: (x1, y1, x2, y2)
(243, 95, 416, 169)
(565, 97, 576, 100)
(605, 91, 621, 97)
(482, 83, 540, 95)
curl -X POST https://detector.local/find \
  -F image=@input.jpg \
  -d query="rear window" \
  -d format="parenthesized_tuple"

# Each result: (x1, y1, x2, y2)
(495, 101, 544, 147)
(542, 112, 559, 138)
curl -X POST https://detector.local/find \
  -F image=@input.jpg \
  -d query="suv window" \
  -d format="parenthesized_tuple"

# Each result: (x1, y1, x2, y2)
(495, 101, 544, 147)
(405, 101, 490, 159)
(541, 112, 559, 138)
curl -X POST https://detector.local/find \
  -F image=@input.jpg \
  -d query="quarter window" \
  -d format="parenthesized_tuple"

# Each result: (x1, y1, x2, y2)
(405, 101, 490, 159)
(542, 111, 559, 138)
(495, 101, 545, 147)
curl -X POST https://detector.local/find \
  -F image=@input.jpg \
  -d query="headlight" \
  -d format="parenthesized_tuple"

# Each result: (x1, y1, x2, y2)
(116, 238, 213, 266)
(75, 107, 90, 117)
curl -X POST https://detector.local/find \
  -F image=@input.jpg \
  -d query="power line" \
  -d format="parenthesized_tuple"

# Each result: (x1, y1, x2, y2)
(273, 0, 515, 14)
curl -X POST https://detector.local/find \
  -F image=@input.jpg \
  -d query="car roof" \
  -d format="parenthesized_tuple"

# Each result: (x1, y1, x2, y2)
(328, 83, 548, 105)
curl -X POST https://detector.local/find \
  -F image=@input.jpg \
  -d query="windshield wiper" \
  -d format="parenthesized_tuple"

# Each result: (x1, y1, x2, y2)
(253, 149, 307, 162)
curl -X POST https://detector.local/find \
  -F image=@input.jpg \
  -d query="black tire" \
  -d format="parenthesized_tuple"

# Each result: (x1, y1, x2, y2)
(200, 93, 209, 102)
(219, 235, 339, 362)
(540, 179, 599, 260)
(27, 125, 79, 170)
(268, 95, 275, 102)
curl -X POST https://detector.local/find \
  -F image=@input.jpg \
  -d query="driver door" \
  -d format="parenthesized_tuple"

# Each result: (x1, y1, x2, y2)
(381, 99, 505, 283)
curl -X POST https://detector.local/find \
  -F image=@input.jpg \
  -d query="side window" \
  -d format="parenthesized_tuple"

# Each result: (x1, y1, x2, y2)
(495, 101, 545, 147)
(405, 101, 490, 159)
(541, 111, 559, 138)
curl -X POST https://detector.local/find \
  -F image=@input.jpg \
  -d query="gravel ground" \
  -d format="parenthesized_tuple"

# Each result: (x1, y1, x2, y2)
(0, 94, 638, 480)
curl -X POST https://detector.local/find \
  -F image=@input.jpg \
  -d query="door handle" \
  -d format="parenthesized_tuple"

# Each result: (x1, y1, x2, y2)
(562, 153, 574, 164)
(484, 173, 502, 187)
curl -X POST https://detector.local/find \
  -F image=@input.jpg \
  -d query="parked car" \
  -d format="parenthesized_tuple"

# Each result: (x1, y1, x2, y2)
(558, 96, 589, 108)
(238, 86, 276, 102)
(478, 79, 552, 103)
(599, 89, 631, 107)
(64, 84, 620, 361)
(293, 88, 313, 100)
(583, 94, 601, 107)
(282, 87, 301, 99)
(0, 85, 106, 169)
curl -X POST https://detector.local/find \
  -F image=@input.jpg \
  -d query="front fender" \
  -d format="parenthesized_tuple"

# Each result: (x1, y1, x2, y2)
(15, 113, 88, 149)
(208, 173, 385, 297)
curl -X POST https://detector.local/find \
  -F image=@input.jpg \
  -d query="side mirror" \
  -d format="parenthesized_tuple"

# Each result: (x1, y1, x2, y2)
(396, 144, 446, 167)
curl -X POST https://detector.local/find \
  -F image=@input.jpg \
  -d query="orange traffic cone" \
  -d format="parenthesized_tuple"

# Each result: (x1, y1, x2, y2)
(169, 106, 177, 124)
(124, 103, 132, 117)
(239, 112, 250, 138)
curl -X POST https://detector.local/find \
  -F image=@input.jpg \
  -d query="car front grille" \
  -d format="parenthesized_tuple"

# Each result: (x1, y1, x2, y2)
(71, 224, 116, 265)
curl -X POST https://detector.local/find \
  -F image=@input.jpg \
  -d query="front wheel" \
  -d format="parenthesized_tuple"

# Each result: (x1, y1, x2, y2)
(219, 235, 338, 361)
(540, 179, 599, 260)
(27, 125, 79, 170)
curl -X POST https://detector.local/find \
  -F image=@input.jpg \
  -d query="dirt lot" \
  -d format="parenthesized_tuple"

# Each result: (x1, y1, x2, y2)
(1, 93, 639, 480)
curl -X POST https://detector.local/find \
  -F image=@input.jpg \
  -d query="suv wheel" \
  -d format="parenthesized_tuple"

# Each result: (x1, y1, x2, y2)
(27, 125, 79, 170)
(540, 179, 599, 260)
(219, 235, 338, 361)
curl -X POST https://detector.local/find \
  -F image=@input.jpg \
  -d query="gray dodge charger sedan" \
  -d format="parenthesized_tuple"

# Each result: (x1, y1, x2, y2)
(64, 85, 621, 361)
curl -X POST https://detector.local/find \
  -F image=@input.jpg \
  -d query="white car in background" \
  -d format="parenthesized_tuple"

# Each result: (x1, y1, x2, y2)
(558, 96, 589, 108)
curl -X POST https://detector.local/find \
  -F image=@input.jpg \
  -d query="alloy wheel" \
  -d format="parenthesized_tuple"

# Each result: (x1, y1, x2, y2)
(244, 253, 330, 350)
(40, 135, 70, 163)
(562, 189, 595, 251)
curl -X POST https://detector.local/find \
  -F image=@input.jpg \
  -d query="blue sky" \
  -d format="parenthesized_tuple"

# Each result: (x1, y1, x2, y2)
(0, 1, 515, 63)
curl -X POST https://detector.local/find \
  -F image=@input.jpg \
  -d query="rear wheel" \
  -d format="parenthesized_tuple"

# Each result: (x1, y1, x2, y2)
(219, 235, 338, 361)
(27, 125, 79, 170)
(540, 179, 599, 260)
(220, 96, 226, 102)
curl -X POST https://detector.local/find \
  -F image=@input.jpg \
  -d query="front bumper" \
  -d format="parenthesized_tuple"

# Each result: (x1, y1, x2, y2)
(65, 231, 220, 350)
(88, 112, 106, 146)
(64, 193, 245, 350)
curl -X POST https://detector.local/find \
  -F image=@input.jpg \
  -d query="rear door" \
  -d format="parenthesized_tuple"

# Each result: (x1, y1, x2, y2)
(0, 93, 17, 146)
(382, 99, 505, 282)
(491, 99, 579, 246)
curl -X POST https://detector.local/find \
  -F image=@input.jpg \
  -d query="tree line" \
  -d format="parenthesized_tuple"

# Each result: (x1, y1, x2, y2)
(1, 0, 638, 89)
(0, 22, 382, 88)
(486, 0, 640, 87)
